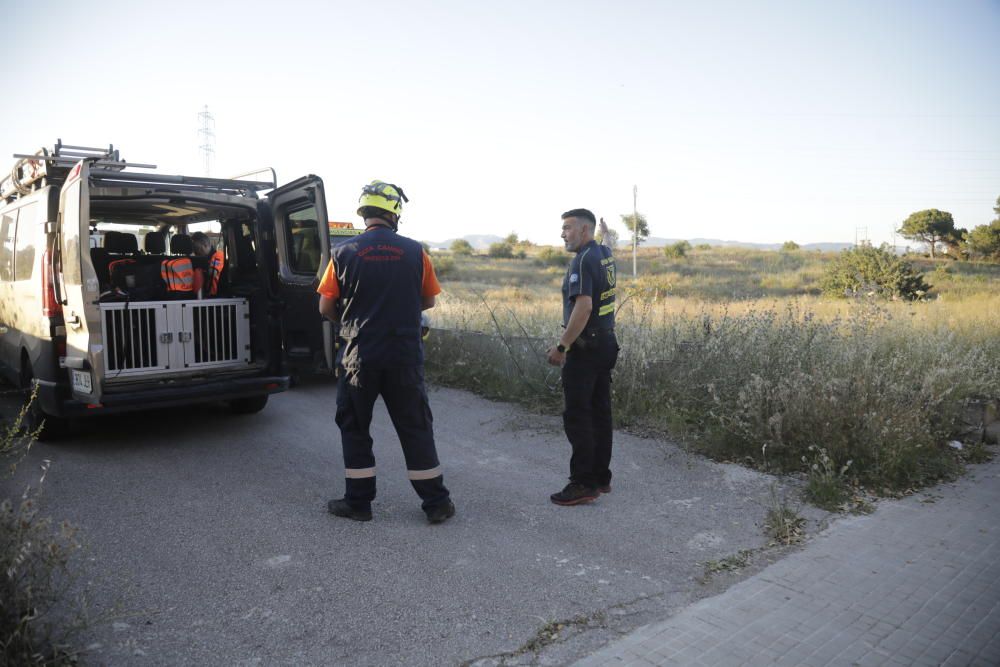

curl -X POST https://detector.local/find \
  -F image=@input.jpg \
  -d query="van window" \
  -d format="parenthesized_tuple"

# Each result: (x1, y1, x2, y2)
(0, 212, 15, 281)
(286, 206, 321, 275)
(14, 203, 37, 281)
(62, 180, 81, 284)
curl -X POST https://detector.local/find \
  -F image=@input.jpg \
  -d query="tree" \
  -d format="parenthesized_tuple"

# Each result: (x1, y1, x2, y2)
(963, 196, 1000, 261)
(898, 209, 958, 258)
(965, 221, 1000, 261)
(504, 232, 519, 246)
(820, 244, 930, 301)
(619, 212, 650, 247)
(781, 241, 800, 251)
(450, 239, 473, 256)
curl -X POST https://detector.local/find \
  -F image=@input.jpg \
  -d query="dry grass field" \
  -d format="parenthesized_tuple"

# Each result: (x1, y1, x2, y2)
(425, 245, 1000, 498)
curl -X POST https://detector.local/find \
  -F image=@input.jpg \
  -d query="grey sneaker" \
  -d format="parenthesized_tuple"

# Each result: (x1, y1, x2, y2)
(425, 499, 456, 524)
(328, 498, 372, 522)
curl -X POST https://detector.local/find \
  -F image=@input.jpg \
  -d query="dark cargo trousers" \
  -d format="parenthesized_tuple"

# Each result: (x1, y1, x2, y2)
(335, 365, 450, 511)
(561, 332, 619, 488)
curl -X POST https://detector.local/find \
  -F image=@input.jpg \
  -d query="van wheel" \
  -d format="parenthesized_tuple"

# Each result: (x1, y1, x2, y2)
(229, 394, 269, 415)
(20, 364, 72, 441)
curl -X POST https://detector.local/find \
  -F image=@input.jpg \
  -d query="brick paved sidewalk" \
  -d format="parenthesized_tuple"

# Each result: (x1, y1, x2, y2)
(576, 457, 1000, 667)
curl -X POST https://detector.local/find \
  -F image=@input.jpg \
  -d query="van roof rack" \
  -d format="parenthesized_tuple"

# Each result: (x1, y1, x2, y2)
(89, 169, 278, 196)
(2, 139, 156, 203)
(3, 139, 277, 203)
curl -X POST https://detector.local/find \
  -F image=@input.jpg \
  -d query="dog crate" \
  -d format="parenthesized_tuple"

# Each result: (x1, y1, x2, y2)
(100, 299, 251, 377)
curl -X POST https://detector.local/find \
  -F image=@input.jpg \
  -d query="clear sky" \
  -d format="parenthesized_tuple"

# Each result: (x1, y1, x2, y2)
(2, 0, 998, 247)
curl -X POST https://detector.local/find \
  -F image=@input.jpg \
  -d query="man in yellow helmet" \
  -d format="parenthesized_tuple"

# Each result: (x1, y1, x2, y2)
(317, 181, 455, 524)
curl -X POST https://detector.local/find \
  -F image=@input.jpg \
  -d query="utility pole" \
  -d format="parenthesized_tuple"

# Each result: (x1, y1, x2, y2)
(632, 184, 638, 277)
(197, 105, 215, 177)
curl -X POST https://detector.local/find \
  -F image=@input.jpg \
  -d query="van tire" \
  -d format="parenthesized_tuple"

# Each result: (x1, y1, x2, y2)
(20, 364, 72, 441)
(229, 394, 269, 414)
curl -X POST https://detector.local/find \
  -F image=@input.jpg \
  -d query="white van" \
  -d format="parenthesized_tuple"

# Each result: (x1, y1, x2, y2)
(0, 141, 333, 437)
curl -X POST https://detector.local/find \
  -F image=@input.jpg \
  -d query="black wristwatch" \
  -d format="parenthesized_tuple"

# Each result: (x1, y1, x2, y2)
(556, 343, 567, 353)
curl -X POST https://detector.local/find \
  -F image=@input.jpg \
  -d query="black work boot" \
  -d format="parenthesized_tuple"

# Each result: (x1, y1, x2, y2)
(550, 482, 599, 506)
(327, 498, 373, 522)
(424, 498, 456, 524)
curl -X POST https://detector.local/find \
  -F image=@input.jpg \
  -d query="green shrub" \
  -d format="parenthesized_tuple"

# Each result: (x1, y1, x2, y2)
(432, 254, 456, 278)
(488, 242, 514, 259)
(535, 247, 567, 267)
(821, 244, 930, 300)
(450, 239, 474, 256)
(663, 241, 691, 259)
(781, 241, 800, 251)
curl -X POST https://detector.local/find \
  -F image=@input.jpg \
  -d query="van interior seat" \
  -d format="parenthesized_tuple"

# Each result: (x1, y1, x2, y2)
(92, 231, 140, 286)
(144, 230, 167, 254)
(105, 231, 139, 254)
(170, 234, 193, 255)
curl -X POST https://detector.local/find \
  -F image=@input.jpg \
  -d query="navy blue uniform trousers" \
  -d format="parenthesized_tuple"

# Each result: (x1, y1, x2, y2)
(335, 364, 450, 510)
(561, 332, 619, 488)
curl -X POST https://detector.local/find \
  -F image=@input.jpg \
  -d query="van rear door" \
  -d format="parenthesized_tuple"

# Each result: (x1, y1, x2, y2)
(265, 175, 332, 374)
(57, 160, 100, 401)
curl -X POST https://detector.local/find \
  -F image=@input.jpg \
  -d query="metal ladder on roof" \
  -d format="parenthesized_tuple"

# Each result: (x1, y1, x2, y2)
(2, 139, 156, 203)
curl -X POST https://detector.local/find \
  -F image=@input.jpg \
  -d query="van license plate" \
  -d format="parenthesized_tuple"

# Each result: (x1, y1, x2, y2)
(71, 370, 92, 394)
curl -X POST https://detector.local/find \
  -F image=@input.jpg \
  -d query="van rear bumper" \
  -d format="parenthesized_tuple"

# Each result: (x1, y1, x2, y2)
(36, 375, 290, 418)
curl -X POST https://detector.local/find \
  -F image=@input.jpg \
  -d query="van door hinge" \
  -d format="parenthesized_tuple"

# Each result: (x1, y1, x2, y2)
(160, 333, 173, 344)
(179, 332, 192, 343)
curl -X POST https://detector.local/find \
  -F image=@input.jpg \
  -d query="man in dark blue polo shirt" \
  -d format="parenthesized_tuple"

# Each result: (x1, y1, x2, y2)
(318, 181, 454, 524)
(546, 208, 619, 506)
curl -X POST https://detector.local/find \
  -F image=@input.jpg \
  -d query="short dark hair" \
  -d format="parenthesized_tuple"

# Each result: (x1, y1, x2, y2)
(190, 231, 213, 255)
(358, 206, 398, 223)
(561, 208, 596, 227)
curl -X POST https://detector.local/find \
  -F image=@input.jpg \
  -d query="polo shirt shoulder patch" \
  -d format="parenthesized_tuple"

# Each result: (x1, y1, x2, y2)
(569, 273, 580, 284)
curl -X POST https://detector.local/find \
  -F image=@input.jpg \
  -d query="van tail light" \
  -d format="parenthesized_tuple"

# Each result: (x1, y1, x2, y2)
(42, 248, 61, 318)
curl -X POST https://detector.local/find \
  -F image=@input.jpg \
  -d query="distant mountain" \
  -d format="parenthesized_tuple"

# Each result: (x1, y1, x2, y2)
(427, 234, 853, 253)
(644, 237, 853, 252)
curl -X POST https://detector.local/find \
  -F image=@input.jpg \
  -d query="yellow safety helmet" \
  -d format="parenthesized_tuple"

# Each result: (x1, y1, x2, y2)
(357, 180, 408, 218)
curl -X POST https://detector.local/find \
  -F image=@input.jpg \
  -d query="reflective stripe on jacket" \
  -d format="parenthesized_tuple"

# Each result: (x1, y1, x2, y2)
(162, 258, 194, 292)
(207, 250, 224, 296)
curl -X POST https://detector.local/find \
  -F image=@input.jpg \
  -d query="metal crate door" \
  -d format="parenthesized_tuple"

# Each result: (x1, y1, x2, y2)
(179, 299, 251, 370)
(101, 302, 171, 375)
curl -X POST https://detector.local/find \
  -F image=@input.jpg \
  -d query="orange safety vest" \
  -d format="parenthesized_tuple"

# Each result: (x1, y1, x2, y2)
(207, 250, 224, 296)
(162, 258, 195, 292)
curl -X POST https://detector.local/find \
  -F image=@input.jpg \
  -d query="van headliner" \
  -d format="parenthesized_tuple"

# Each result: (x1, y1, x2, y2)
(89, 192, 257, 226)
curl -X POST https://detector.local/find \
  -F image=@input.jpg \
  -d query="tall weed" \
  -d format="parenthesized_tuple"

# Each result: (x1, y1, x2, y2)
(1, 393, 83, 666)
(427, 289, 1000, 493)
